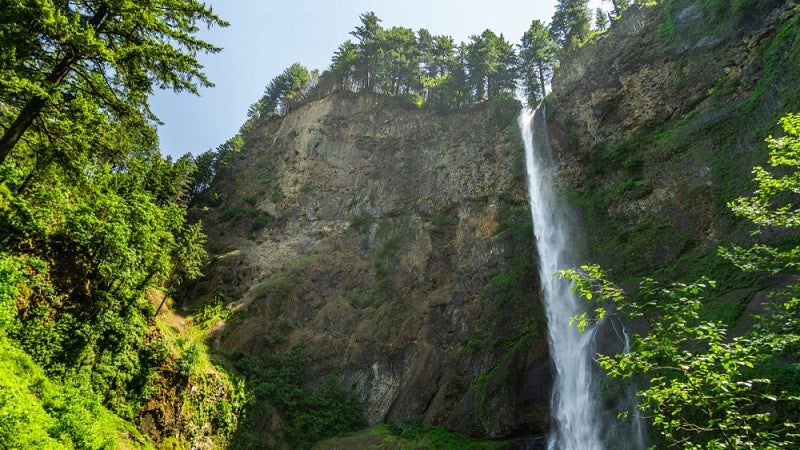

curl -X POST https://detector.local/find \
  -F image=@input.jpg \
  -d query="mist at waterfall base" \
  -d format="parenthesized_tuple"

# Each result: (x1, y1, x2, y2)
(518, 107, 645, 449)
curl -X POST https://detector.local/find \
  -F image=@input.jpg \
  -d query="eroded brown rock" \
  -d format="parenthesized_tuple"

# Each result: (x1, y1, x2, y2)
(189, 93, 551, 438)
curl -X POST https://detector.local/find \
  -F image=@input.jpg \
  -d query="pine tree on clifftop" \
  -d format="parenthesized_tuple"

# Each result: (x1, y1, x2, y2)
(551, 0, 591, 50)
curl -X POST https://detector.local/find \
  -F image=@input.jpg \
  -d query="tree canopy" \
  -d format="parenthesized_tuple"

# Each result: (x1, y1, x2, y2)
(251, 63, 313, 119)
(519, 20, 558, 105)
(0, 0, 233, 445)
(551, 0, 592, 49)
(0, 0, 227, 174)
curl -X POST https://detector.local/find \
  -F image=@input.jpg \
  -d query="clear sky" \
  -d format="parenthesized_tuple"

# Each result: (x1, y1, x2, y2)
(150, 0, 606, 159)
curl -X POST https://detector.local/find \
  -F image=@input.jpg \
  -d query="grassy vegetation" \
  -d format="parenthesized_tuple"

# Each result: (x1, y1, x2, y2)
(229, 346, 366, 448)
(316, 420, 501, 449)
(349, 210, 376, 234)
(661, 0, 771, 42)
(253, 258, 310, 302)
(219, 205, 278, 233)
(484, 205, 536, 311)
(157, 314, 244, 448)
(0, 335, 150, 449)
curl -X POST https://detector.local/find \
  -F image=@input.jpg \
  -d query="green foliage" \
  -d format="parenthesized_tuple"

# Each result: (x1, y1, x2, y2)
(317, 421, 499, 448)
(0, 153, 208, 419)
(595, 7, 610, 31)
(551, 0, 592, 50)
(251, 63, 313, 119)
(349, 210, 376, 233)
(519, 19, 558, 104)
(0, 1, 240, 446)
(427, 213, 459, 229)
(231, 347, 366, 448)
(485, 205, 536, 310)
(176, 341, 201, 379)
(308, 12, 520, 110)
(380, 419, 497, 448)
(464, 30, 519, 102)
(270, 183, 286, 203)
(725, 113, 800, 249)
(0, 0, 227, 170)
(560, 114, 800, 448)
(255, 275, 298, 301)
(219, 204, 277, 232)
(0, 335, 146, 448)
(459, 328, 487, 351)
(194, 295, 231, 328)
(563, 265, 797, 448)
(253, 259, 309, 303)
(189, 134, 244, 201)
(0, 253, 23, 332)
(489, 93, 522, 127)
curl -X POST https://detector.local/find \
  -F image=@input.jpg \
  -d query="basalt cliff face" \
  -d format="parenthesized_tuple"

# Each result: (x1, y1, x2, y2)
(548, 0, 799, 285)
(189, 94, 550, 438)
(187, 1, 800, 443)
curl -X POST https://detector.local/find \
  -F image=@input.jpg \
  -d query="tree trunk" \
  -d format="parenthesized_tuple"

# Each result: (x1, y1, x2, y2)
(0, 6, 108, 166)
(537, 61, 547, 98)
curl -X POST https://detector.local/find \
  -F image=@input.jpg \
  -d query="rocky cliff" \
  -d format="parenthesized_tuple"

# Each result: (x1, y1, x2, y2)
(188, 93, 550, 439)
(185, 1, 800, 443)
(547, 0, 800, 296)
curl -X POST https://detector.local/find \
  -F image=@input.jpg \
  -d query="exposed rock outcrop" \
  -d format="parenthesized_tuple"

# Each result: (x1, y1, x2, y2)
(189, 94, 550, 438)
(548, 0, 799, 277)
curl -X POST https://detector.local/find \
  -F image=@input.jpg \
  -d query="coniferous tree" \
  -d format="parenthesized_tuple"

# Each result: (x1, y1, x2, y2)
(258, 63, 312, 117)
(419, 34, 460, 108)
(350, 12, 383, 91)
(432, 35, 458, 78)
(376, 26, 420, 95)
(595, 7, 610, 30)
(330, 40, 360, 91)
(417, 28, 437, 78)
(604, 0, 631, 18)
(0, 0, 227, 172)
(464, 30, 518, 102)
(551, 0, 591, 50)
(519, 20, 558, 104)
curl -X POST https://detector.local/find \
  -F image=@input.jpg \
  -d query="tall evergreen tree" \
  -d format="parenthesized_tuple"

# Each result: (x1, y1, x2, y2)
(464, 30, 518, 102)
(551, 0, 591, 50)
(432, 35, 458, 78)
(253, 64, 312, 118)
(375, 26, 420, 95)
(330, 40, 360, 91)
(595, 7, 610, 30)
(519, 20, 558, 104)
(350, 12, 383, 91)
(417, 28, 437, 78)
(0, 0, 227, 172)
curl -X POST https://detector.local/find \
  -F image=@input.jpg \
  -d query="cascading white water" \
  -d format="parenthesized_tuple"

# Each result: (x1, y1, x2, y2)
(518, 107, 603, 449)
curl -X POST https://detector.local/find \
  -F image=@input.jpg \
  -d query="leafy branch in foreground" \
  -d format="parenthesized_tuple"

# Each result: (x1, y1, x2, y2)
(561, 266, 784, 448)
(560, 113, 800, 448)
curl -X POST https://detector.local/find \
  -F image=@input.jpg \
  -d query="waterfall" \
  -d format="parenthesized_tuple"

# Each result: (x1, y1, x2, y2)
(518, 107, 604, 449)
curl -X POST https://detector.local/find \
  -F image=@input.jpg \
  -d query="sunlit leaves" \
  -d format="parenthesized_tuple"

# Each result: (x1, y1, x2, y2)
(728, 113, 800, 230)
(0, 0, 227, 169)
(559, 114, 800, 448)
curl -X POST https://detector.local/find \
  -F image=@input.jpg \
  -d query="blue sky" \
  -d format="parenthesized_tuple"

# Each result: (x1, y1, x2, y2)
(150, 0, 605, 159)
